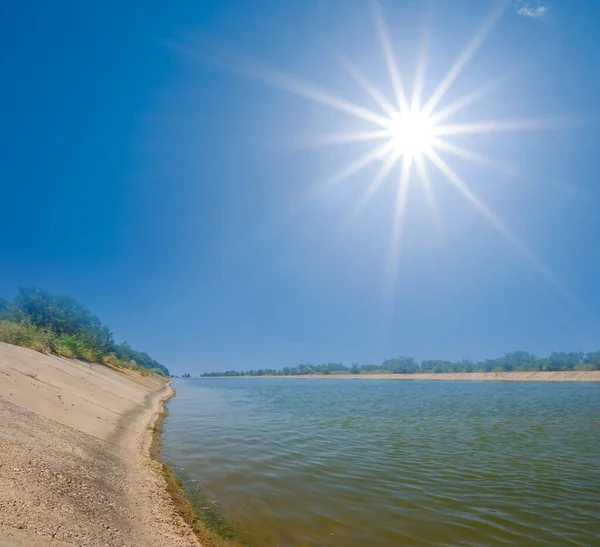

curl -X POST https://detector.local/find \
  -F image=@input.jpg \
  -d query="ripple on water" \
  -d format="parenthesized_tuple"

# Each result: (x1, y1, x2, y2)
(162, 379, 600, 547)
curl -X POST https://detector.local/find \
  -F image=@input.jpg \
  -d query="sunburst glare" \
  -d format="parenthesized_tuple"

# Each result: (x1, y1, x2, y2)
(386, 109, 435, 159)
(184, 0, 580, 303)
(275, 1, 576, 302)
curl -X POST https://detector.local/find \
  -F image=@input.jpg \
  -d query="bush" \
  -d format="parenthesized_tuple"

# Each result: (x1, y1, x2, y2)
(0, 288, 170, 376)
(55, 340, 76, 358)
(0, 320, 55, 353)
(0, 320, 30, 346)
(54, 334, 104, 362)
(102, 353, 117, 366)
(55, 334, 84, 359)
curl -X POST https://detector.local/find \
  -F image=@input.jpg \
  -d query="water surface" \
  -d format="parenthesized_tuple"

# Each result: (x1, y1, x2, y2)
(163, 379, 600, 546)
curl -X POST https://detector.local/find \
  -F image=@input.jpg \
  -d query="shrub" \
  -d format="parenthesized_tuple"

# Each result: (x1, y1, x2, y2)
(102, 353, 117, 366)
(55, 340, 76, 358)
(55, 334, 85, 359)
(0, 320, 55, 353)
(0, 320, 31, 346)
(81, 347, 102, 363)
(0, 288, 170, 376)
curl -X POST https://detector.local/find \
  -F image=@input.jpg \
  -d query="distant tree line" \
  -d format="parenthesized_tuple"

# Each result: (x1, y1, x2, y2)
(0, 288, 169, 376)
(200, 351, 600, 377)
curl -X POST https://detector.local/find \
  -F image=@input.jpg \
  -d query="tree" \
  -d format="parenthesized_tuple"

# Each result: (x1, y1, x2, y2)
(197, 349, 600, 377)
(547, 351, 583, 371)
(0, 287, 168, 375)
(0, 297, 9, 319)
(585, 351, 600, 370)
(382, 356, 418, 374)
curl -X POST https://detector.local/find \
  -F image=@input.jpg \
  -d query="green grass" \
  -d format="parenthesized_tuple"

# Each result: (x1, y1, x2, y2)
(0, 319, 166, 377)
(0, 320, 55, 354)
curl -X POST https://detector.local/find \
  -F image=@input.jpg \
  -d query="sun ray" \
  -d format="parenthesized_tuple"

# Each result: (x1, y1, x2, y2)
(203, 52, 392, 128)
(178, 40, 389, 127)
(251, 66, 393, 127)
(431, 137, 491, 165)
(414, 153, 441, 229)
(422, 0, 509, 116)
(293, 129, 393, 149)
(336, 152, 400, 241)
(336, 52, 399, 118)
(433, 116, 576, 137)
(185, 2, 582, 308)
(411, 29, 429, 111)
(426, 148, 517, 243)
(387, 156, 413, 283)
(176, 39, 394, 127)
(429, 71, 513, 125)
(425, 148, 576, 302)
(431, 137, 516, 177)
(373, 1, 409, 113)
(318, 140, 397, 194)
(286, 140, 397, 215)
(354, 151, 399, 215)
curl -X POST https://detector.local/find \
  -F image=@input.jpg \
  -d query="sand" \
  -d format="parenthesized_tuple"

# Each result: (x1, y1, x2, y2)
(240, 371, 600, 381)
(0, 342, 199, 547)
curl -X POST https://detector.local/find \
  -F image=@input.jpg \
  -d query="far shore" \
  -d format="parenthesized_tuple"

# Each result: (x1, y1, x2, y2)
(199, 371, 600, 382)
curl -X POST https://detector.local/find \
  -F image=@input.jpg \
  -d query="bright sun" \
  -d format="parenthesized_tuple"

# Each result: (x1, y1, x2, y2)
(207, 1, 574, 299)
(387, 109, 435, 159)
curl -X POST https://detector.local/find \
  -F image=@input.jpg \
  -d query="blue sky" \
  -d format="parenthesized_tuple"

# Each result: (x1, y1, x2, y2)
(2, 0, 600, 374)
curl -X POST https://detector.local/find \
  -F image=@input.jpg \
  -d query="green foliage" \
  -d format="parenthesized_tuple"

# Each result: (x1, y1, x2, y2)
(382, 356, 420, 374)
(112, 342, 169, 376)
(0, 288, 168, 376)
(584, 351, 600, 369)
(201, 349, 600, 377)
(0, 297, 9, 320)
(0, 320, 55, 353)
(54, 333, 101, 362)
(9, 288, 114, 356)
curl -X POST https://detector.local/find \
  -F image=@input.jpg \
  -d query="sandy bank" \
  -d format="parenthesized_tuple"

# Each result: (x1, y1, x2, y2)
(220, 371, 600, 382)
(0, 342, 199, 547)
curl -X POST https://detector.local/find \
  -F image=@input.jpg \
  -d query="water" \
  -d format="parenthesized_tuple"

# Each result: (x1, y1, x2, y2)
(162, 379, 600, 546)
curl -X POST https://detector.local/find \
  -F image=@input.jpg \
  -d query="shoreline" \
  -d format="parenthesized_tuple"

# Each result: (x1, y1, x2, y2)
(151, 387, 239, 547)
(0, 342, 200, 546)
(2, 342, 597, 545)
(125, 382, 201, 547)
(200, 371, 600, 382)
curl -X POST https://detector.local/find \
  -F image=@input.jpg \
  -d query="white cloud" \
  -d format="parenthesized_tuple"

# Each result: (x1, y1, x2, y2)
(517, 1, 550, 18)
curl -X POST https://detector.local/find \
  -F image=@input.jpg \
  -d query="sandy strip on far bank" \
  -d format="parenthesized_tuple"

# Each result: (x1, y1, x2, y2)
(0, 342, 200, 547)
(213, 371, 600, 381)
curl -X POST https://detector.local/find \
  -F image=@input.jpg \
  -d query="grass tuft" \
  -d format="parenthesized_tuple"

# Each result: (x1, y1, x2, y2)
(0, 321, 54, 353)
